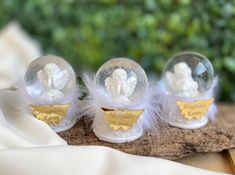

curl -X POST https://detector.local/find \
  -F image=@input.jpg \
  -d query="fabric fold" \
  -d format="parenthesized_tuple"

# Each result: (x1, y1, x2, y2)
(0, 90, 66, 149)
(0, 145, 230, 175)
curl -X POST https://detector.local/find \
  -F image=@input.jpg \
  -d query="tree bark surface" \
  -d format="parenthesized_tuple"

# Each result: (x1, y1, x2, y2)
(59, 104, 235, 160)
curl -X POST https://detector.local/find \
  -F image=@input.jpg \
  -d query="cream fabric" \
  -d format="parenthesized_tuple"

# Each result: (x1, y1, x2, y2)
(0, 22, 41, 89)
(0, 90, 67, 149)
(0, 146, 230, 175)
(0, 22, 41, 64)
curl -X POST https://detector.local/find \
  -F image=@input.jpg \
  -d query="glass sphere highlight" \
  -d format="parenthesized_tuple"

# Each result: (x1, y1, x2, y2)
(162, 52, 214, 97)
(95, 58, 148, 106)
(24, 55, 76, 103)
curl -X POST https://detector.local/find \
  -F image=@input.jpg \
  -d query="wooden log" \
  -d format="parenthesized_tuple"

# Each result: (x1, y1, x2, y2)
(59, 104, 235, 160)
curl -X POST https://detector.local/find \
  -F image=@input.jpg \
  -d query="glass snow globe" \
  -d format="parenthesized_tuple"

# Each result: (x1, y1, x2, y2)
(161, 52, 215, 129)
(95, 57, 148, 109)
(24, 55, 78, 132)
(93, 57, 148, 143)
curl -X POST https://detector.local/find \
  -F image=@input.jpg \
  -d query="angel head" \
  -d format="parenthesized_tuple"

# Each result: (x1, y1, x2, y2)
(105, 68, 137, 103)
(165, 62, 199, 97)
(112, 68, 128, 82)
(37, 63, 69, 91)
(174, 62, 192, 79)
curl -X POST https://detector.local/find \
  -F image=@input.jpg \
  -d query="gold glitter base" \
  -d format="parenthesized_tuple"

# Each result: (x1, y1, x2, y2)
(176, 98, 214, 121)
(102, 108, 144, 131)
(30, 104, 71, 125)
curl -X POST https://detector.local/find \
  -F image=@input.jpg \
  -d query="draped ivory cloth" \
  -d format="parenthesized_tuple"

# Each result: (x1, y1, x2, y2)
(0, 90, 67, 148)
(0, 146, 230, 175)
(0, 22, 41, 89)
(0, 22, 230, 175)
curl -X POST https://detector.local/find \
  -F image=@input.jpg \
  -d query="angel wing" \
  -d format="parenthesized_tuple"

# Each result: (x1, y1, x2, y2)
(52, 69, 69, 90)
(37, 69, 51, 89)
(105, 76, 121, 98)
(165, 71, 175, 89)
(122, 75, 137, 97)
(37, 69, 44, 85)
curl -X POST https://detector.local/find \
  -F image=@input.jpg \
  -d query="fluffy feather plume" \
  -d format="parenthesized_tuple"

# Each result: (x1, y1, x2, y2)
(79, 74, 164, 134)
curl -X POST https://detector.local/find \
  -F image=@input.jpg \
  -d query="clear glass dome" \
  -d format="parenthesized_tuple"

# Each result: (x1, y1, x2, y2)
(162, 52, 214, 97)
(24, 55, 76, 103)
(95, 58, 148, 107)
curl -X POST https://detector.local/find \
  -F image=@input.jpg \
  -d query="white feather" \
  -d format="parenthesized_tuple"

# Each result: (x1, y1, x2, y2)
(79, 74, 164, 134)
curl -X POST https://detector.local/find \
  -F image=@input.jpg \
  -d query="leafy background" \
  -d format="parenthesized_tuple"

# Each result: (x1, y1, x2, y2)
(0, 0, 235, 102)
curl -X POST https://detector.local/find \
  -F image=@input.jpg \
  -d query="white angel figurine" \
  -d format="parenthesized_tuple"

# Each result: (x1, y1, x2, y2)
(166, 62, 199, 97)
(105, 68, 137, 104)
(37, 63, 69, 102)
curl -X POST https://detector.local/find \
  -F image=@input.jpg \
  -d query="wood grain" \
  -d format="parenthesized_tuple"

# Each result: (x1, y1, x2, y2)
(59, 104, 235, 160)
(177, 151, 234, 174)
(227, 149, 235, 173)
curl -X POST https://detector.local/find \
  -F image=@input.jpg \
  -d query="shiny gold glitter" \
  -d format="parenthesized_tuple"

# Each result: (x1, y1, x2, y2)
(102, 108, 144, 131)
(176, 98, 214, 120)
(30, 104, 71, 125)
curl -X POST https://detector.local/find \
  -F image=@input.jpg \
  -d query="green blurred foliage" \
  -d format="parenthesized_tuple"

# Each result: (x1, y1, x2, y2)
(0, 0, 235, 102)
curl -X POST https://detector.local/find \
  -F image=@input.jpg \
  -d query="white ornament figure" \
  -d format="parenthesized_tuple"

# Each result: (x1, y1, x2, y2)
(37, 63, 69, 102)
(166, 62, 199, 97)
(105, 68, 137, 103)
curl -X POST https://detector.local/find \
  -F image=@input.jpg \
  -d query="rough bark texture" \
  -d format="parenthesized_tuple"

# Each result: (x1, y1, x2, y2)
(59, 104, 235, 160)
